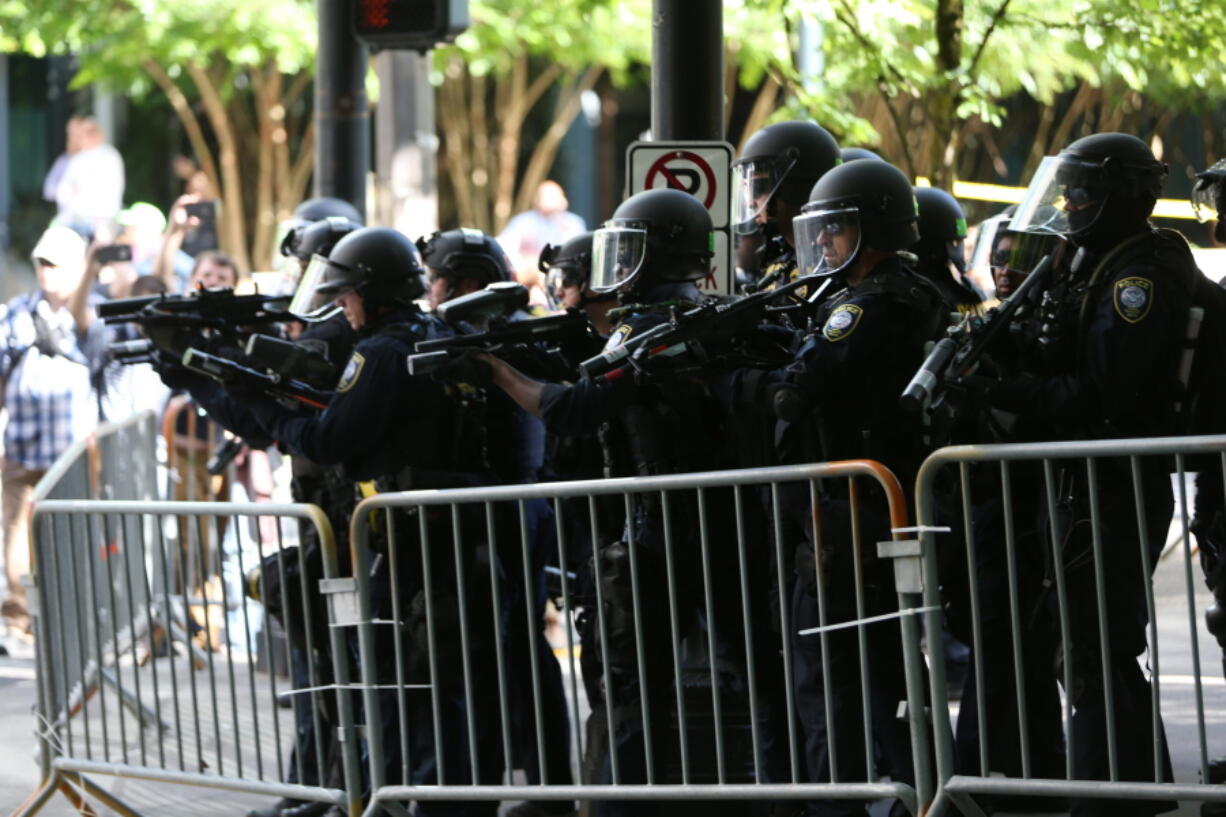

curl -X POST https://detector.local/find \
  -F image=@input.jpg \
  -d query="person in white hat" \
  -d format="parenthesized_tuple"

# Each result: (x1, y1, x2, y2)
(0, 224, 105, 632)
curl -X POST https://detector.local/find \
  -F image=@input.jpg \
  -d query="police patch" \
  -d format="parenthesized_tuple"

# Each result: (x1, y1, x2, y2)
(603, 323, 634, 352)
(335, 351, 365, 393)
(1113, 277, 1153, 324)
(822, 304, 863, 342)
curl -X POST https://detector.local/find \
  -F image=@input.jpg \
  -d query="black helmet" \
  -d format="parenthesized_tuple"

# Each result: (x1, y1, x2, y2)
(590, 189, 713, 294)
(731, 120, 841, 234)
(840, 147, 883, 163)
(292, 197, 363, 224)
(280, 216, 363, 262)
(794, 160, 918, 277)
(540, 231, 594, 290)
(912, 186, 968, 273)
(416, 228, 514, 287)
(290, 227, 425, 319)
(1011, 131, 1166, 245)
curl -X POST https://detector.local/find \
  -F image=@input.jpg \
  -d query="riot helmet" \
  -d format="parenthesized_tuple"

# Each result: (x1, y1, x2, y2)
(840, 147, 884, 163)
(912, 186, 969, 274)
(590, 189, 714, 295)
(731, 120, 841, 235)
(1193, 159, 1226, 243)
(540, 232, 592, 289)
(290, 227, 425, 321)
(292, 197, 363, 224)
(418, 228, 513, 288)
(1011, 132, 1166, 246)
(281, 216, 363, 263)
(794, 159, 918, 277)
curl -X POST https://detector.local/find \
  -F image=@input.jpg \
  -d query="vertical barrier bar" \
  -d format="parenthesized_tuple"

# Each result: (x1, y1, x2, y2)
(1084, 458, 1118, 781)
(732, 485, 764, 782)
(696, 487, 726, 783)
(385, 509, 413, 785)
(999, 462, 1031, 779)
(773, 482, 799, 783)
(419, 506, 445, 784)
(1132, 456, 1161, 783)
(1175, 454, 1209, 782)
(659, 491, 690, 782)
(101, 511, 131, 765)
(155, 512, 187, 773)
(484, 502, 513, 782)
(848, 478, 874, 780)
(450, 502, 480, 783)
(958, 463, 988, 775)
(231, 514, 263, 780)
(623, 492, 654, 783)
(551, 497, 585, 782)
(519, 499, 549, 785)
(217, 513, 243, 778)
(588, 495, 620, 784)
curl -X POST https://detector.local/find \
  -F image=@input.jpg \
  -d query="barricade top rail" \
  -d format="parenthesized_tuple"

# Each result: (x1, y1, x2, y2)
(353, 458, 905, 512)
(33, 499, 329, 526)
(917, 433, 1226, 497)
(32, 410, 158, 504)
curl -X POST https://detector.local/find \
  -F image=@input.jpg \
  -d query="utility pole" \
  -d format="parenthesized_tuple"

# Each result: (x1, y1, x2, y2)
(651, 0, 724, 142)
(315, 0, 370, 220)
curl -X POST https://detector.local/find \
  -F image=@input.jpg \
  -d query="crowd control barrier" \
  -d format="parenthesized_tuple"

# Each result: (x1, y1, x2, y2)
(915, 434, 1226, 817)
(340, 460, 932, 817)
(14, 500, 361, 817)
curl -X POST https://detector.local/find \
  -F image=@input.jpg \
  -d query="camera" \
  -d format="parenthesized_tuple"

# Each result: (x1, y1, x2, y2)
(95, 243, 134, 264)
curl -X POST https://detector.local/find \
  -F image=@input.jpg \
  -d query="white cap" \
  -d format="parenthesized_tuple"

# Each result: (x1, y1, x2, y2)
(31, 225, 87, 269)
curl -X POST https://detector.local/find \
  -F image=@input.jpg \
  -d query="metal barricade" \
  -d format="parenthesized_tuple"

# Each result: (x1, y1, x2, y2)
(916, 434, 1226, 817)
(340, 461, 934, 816)
(16, 500, 361, 817)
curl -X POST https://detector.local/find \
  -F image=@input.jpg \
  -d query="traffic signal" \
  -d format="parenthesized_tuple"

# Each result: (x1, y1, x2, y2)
(351, 0, 469, 52)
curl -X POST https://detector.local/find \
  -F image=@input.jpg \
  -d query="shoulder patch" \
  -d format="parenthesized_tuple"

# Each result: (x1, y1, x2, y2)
(335, 351, 366, 393)
(1114, 276, 1153, 324)
(603, 323, 634, 352)
(822, 303, 864, 342)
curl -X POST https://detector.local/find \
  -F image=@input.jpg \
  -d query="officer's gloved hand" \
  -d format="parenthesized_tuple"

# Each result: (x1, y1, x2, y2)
(222, 378, 268, 404)
(156, 359, 209, 392)
(433, 349, 492, 387)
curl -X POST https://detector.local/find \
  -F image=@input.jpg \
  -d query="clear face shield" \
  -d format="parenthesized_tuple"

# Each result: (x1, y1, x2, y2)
(288, 254, 344, 322)
(1010, 155, 1112, 236)
(1193, 159, 1226, 223)
(590, 223, 649, 293)
(731, 153, 798, 235)
(793, 207, 861, 277)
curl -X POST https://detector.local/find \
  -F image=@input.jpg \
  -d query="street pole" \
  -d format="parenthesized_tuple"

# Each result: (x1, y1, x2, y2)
(315, 0, 370, 220)
(651, 0, 724, 142)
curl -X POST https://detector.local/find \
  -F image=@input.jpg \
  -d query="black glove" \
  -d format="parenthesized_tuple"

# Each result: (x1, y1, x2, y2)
(431, 349, 492, 387)
(156, 359, 209, 392)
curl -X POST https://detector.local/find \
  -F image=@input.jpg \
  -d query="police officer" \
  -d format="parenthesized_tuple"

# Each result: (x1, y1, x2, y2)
(911, 186, 985, 314)
(417, 227, 578, 816)
(731, 120, 842, 290)
(482, 189, 754, 816)
(977, 132, 1189, 817)
(542, 232, 617, 342)
(236, 227, 509, 816)
(770, 160, 942, 817)
(418, 228, 518, 311)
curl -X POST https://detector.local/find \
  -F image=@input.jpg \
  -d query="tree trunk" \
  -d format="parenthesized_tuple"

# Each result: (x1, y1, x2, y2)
(142, 59, 222, 204)
(929, 0, 964, 187)
(187, 63, 250, 273)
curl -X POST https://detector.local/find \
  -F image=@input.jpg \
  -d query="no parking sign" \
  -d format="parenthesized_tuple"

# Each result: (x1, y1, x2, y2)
(626, 141, 734, 294)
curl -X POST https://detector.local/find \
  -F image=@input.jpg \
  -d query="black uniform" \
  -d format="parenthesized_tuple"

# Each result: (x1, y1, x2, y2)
(538, 281, 748, 816)
(984, 227, 1194, 817)
(769, 257, 942, 817)
(249, 305, 507, 817)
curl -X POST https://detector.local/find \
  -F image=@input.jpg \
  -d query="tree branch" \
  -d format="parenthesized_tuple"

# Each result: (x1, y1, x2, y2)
(966, 0, 1012, 79)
